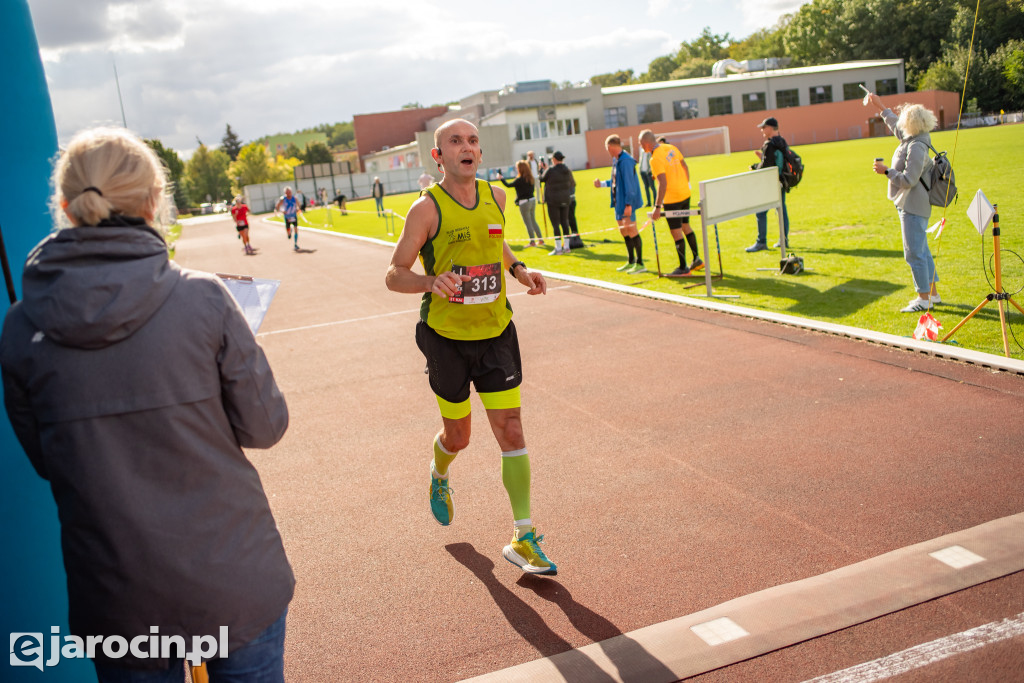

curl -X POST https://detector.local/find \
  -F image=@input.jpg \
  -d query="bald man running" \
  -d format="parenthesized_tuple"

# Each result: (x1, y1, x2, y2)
(385, 118, 558, 576)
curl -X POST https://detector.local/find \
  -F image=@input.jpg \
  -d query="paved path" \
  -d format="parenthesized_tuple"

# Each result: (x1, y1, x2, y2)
(175, 216, 1024, 682)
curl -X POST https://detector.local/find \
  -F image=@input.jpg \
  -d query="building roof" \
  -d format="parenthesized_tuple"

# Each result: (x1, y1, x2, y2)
(601, 59, 904, 95)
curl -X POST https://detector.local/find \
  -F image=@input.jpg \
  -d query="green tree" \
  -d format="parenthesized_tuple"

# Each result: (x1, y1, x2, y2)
(221, 124, 243, 161)
(640, 55, 680, 83)
(145, 138, 188, 210)
(284, 142, 303, 161)
(227, 142, 272, 193)
(183, 144, 231, 205)
(670, 58, 718, 80)
(679, 27, 733, 61)
(729, 20, 790, 62)
(303, 141, 334, 164)
(268, 154, 301, 183)
(589, 69, 635, 87)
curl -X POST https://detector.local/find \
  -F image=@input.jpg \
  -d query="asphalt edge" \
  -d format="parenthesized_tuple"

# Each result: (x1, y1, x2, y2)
(461, 513, 1024, 682)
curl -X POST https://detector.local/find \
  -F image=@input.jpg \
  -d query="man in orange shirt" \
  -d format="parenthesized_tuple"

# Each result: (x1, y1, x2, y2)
(640, 129, 702, 277)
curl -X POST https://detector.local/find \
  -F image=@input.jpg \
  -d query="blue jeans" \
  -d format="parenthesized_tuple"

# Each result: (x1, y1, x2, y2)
(94, 610, 287, 683)
(899, 209, 938, 293)
(640, 171, 654, 206)
(374, 196, 384, 214)
(755, 192, 789, 245)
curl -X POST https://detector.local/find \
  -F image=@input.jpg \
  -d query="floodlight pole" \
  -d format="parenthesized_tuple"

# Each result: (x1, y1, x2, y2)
(941, 205, 1024, 357)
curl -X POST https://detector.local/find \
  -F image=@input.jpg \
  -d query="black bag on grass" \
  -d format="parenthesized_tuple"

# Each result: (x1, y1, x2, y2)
(779, 253, 804, 275)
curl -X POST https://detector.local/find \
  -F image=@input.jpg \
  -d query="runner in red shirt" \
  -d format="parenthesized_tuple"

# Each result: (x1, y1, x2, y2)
(230, 196, 255, 255)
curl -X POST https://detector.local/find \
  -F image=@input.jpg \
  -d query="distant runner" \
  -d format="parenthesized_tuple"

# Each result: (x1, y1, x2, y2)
(274, 186, 301, 251)
(230, 195, 254, 255)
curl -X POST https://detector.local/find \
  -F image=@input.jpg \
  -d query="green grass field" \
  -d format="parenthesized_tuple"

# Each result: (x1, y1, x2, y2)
(275, 124, 1024, 358)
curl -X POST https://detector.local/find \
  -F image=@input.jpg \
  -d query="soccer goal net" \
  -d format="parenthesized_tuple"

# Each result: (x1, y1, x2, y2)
(635, 126, 731, 158)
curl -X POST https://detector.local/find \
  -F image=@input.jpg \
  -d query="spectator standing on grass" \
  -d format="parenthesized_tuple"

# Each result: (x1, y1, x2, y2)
(0, 127, 293, 681)
(745, 117, 791, 253)
(372, 176, 385, 216)
(640, 130, 702, 277)
(274, 186, 301, 251)
(385, 118, 557, 576)
(230, 194, 255, 254)
(540, 151, 575, 255)
(639, 143, 654, 207)
(594, 134, 645, 273)
(497, 160, 543, 247)
(865, 92, 942, 313)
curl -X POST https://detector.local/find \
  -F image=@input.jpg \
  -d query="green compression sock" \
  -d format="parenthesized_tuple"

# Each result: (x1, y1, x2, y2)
(501, 449, 531, 522)
(433, 434, 457, 477)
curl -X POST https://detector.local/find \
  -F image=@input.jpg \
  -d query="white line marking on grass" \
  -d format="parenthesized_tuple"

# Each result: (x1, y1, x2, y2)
(256, 286, 571, 337)
(802, 612, 1024, 683)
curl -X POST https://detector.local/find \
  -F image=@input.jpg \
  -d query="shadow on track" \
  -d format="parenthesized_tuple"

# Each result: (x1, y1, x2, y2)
(446, 542, 676, 683)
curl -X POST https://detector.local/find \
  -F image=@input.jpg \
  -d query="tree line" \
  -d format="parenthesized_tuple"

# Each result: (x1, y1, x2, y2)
(149, 122, 356, 211)
(591, 0, 1022, 113)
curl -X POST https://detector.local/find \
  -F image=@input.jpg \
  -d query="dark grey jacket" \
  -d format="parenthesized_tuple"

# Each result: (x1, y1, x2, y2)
(540, 163, 576, 206)
(0, 218, 293, 667)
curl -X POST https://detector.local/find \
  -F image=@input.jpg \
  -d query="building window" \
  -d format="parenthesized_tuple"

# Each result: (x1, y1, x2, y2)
(809, 85, 833, 105)
(604, 106, 627, 128)
(775, 89, 799, 108)
(742, 92, 767, 113)
(637, 103, 663, 124)
(708, 96, 733, 117)
(673, 99, 698, 120)
(876, 78, 898, 96)
(843, 82, 867, 100)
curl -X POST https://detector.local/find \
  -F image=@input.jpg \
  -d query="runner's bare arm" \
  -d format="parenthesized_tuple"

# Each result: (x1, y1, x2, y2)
(385, 195, 469, 297)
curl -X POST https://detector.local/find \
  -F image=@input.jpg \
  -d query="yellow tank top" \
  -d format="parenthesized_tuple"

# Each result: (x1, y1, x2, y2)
(419, 180, 512, 340)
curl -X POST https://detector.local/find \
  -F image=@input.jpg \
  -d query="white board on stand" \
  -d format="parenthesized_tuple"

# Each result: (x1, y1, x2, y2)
(700, 167, 781, 225)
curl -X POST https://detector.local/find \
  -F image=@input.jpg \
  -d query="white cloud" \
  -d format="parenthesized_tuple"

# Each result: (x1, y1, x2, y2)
(26, 0, 797, 153)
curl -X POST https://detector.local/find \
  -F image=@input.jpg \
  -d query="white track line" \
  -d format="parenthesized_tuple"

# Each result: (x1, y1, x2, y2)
(256, 286, 571, 338)
(803, 612, 1024, 683)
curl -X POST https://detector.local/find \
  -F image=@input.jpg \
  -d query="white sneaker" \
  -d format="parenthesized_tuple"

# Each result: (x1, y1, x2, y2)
(549, 246, 561, 256)
(901, 298, 931, 313)
(930, 294, 942, 304)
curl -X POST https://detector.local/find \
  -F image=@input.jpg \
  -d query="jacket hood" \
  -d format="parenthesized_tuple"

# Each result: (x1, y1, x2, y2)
(20, 217, 179, 349)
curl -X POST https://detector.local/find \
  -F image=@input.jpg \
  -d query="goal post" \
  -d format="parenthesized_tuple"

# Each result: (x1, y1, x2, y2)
(656, 126, 731, 157)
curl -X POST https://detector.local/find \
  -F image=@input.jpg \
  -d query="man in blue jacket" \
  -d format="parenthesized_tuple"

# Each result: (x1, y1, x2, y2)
(594, 135, 645, 273)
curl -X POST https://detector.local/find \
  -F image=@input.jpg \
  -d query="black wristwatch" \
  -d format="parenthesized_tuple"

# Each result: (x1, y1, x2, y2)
(509, 260, 526, 277)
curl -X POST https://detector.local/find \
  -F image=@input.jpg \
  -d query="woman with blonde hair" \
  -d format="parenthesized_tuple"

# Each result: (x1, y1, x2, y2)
(0, 127, 293, 680)
(496, 159, 543, 246)
(867, 94, 941, 312)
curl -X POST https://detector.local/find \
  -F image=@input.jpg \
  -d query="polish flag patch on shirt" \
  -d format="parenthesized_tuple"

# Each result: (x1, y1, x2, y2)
(488, 224, 502, 238)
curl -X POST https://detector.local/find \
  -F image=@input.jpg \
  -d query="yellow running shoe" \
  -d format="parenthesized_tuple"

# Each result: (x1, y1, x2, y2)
(502, 526, 557, 575)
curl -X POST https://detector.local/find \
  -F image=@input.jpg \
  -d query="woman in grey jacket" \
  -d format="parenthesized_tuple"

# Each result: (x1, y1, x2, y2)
(0, 127, 294, 680)
(867, 93, 941, 312)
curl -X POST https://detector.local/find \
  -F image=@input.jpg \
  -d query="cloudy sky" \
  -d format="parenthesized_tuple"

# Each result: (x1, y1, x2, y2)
(28, 0, 803, 156)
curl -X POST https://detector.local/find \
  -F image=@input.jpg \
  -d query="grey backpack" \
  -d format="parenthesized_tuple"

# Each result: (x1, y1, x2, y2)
(915, 140, 958, 207)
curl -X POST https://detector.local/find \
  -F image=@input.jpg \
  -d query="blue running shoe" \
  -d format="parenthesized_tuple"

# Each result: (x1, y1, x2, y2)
(429, 468, 454, 526)
(503, 527, 557, 575)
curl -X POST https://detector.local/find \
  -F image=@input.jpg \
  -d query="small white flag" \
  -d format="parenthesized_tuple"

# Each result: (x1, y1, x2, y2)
(927, 217, 945, 239)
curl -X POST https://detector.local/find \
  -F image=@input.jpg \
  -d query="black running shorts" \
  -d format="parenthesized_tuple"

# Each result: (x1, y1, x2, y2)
(415, 320, 522, 404)
(665, 198, 690, 231)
